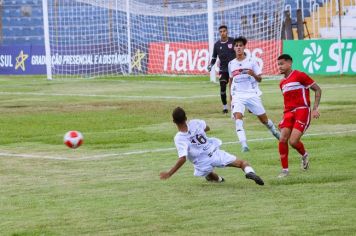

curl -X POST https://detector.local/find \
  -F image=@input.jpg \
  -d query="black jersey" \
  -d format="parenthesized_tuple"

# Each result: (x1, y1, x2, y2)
(211, 37, 236, 73)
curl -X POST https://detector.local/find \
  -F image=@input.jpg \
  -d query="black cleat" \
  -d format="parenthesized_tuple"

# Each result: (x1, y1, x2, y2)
(245, 172, 264, 185)
(222, 109, 228, 114)
(205, 176, 225, 183)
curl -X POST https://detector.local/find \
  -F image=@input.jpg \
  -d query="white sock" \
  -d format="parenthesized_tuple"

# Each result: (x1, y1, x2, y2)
(235, 119, 247, 146)
(265, 119, 276, 131)
(244, 166, 255, 174)
(282, 168, 289, 172)
(223, 104, 228, 110)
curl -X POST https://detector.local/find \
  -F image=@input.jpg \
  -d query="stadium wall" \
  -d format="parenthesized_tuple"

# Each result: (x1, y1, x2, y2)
(0, 40, 280, 75)
(1, 39, 356, 75)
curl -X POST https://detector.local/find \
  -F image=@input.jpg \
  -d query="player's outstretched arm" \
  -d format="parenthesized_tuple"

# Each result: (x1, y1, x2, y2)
(160, 156, 186, 180)
(311, 83, 322, 119)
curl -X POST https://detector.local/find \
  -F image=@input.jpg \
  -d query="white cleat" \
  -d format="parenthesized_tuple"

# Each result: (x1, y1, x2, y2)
(301, 153, 309, 170)
(277, 170, 289, 178)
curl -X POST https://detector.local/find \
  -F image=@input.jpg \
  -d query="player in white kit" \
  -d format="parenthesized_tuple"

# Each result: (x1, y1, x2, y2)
(160, 107, 264, 185)
(228, 36, 280, 152)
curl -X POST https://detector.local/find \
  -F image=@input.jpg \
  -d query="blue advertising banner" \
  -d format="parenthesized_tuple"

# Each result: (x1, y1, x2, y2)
(0, 45, 46, 74)
(0, 45, 148, 75)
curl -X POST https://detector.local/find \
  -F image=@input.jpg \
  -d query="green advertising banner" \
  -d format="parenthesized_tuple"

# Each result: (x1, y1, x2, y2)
(283, 39, 356, 75)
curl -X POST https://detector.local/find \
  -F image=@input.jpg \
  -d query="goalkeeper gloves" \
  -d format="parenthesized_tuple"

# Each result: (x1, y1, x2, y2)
(207, 64, 212, 72)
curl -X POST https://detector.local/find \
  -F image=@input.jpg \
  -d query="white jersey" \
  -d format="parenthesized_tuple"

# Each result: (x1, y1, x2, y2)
(174, 119, 222, 165)
(228, 57, 262, 99)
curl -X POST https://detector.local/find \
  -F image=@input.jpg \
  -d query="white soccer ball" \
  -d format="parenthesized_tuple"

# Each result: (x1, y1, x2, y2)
(64, 130, 83, 149)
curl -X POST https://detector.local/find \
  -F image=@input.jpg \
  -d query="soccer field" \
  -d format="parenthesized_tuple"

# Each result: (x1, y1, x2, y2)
(0, 75, 355, 235)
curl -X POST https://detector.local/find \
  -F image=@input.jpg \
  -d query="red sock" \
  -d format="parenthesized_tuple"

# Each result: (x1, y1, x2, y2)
(279, 141, 289, 169)
(293, 141, 306, 156)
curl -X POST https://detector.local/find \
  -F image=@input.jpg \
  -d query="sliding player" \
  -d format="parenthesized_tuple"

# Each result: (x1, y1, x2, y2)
(160, 107, 264, 185)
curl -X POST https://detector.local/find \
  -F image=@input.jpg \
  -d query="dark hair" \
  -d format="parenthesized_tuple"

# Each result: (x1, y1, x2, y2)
(234, 36, 247, 46)
(218, 25, 227, 31)
(278, 54, 293, 62)
(172, 107, 187, 124)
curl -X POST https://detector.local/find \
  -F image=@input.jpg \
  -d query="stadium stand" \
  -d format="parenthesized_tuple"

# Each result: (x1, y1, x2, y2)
(319, 5, 356, 38)
(1, 0, 43, 44)
(0, 0, 355, 45)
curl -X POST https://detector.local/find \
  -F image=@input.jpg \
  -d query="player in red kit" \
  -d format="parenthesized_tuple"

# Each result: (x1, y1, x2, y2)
(276, 54, 322, 178)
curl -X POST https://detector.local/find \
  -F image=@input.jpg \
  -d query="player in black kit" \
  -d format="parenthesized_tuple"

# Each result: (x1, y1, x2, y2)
(208, 25, 236, 114)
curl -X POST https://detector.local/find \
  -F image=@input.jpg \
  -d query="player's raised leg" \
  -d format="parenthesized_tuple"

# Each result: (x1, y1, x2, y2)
(246, 97, 280, 140)
(289, 108, 311, 170)
(289, 129, 309, 170)
(227, 159, 264, 185)
(245, 97, 280, 140)
(257, 113, 280, 140)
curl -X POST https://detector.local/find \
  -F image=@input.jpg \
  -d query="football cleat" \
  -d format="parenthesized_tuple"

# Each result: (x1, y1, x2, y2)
(241, 146, 250, 153)
(277, 170, 289, 178)
(245, 172, 264, 185)
(222, 109, 228, 114)
(272, 130, 281, 140)
(301, 153, 309, 170)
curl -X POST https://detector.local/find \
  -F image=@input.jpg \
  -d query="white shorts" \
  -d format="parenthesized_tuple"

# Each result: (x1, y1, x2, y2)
(193, 149, 237, 177)
(231, 96, 266, 116)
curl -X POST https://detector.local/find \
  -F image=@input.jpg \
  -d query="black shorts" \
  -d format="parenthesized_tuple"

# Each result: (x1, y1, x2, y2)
(218, 72, 229, 83)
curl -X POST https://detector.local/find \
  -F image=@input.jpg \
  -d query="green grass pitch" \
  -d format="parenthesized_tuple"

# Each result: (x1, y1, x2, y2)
(0, 75, 355, 235)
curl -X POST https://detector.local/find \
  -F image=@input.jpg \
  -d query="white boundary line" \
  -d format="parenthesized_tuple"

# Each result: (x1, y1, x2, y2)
(0, 129, 355, 161)
(1, 84, 356, 100)
(0, 91, 216, 100)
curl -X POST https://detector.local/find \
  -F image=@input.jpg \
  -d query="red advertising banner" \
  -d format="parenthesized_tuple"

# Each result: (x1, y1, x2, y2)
(148, 41, 282, 75)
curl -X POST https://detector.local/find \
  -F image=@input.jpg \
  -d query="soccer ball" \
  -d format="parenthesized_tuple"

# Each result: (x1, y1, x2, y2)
(64, 131, 83, 149)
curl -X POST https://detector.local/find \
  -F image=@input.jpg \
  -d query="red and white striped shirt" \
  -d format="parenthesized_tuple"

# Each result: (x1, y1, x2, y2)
(279, 70, 315, 112)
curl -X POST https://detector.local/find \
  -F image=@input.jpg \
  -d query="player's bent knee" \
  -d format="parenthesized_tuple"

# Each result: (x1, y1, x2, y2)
(257, 114, 268, 124)
(289, 139, 299, 147)
(241, 160, 249, 169)
(280, 137, 288, 143)
(235, 116, 244, 124)
(228, 159, 245, 168)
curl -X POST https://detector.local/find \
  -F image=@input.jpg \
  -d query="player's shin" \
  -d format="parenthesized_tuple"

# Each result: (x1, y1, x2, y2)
(279, 141, 289, 169)
(220, 81, 228, 108)
(265, 119, 280, 140)
(243, 166, 255, 174)
(235, 119, 248, 147)
(292, 141, 306, 156)
(221, 92, 227, 106)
